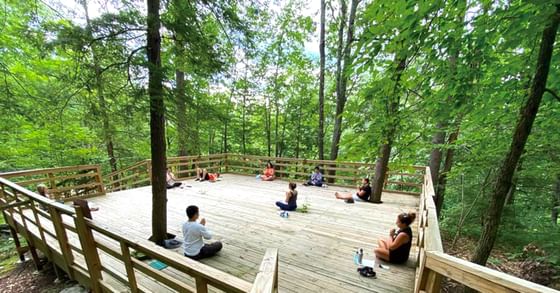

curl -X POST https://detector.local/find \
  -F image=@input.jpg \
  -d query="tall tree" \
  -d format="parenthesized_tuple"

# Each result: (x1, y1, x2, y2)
(147, 0, 168, 246)
(471, 5, 559, 266)
(81, 0, 118, 173)
(318, 0, 326, 160)
(370, 56, 407, 203)
(330, 0, 359, 161)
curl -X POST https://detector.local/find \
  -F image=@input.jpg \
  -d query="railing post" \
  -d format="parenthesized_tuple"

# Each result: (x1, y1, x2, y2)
(48, 172, 58, 199)
(73, 204, 103, 293)
(195, 276, 209, 293)
(48, 205, 75, 280)
(120, 240, 139, 293)
(147, 159, 153, 184)
(94, 165, 106, 196)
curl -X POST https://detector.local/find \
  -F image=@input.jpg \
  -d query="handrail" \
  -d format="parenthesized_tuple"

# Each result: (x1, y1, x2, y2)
(425, 251, 558, 293)
(250, 248, 279, 293)
(0, 164, 105, 201)
(0, 177, 75, 215)
(0, 174, 267, 293)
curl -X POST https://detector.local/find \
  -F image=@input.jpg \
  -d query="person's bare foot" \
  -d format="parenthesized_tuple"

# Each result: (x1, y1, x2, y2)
(335, 192, 340, 198)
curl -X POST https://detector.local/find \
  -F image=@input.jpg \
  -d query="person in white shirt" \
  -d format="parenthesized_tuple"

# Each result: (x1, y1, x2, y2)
(182, 205, 222, 260)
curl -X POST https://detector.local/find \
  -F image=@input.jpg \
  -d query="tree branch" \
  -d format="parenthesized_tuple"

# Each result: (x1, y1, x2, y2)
(545, 88, 560, 102)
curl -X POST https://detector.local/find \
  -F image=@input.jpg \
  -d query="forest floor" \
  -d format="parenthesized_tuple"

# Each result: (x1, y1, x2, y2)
(0, 218, 84, 293)
(441, 234, 560, 292)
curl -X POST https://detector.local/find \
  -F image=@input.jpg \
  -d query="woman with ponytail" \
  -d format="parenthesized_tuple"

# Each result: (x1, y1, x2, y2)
(374, 212, 416, 264)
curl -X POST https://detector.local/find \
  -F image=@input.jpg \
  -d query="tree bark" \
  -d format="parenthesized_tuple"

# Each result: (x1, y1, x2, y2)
(435, 122, 460, 215)
(318, 0, 326, 160)
(429, 123, 446, 188)
(82, 0, 118, 174)
(553, 174, 560, 225)
(147, 0, 167, 246)
(330, 0, 359, 161)
(370, 57, 406, 203)
(176, 70, 188, 157)
(471, 6, 559, 266)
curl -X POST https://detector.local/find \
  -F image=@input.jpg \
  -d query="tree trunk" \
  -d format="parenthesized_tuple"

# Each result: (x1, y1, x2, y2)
(553, 174, 560, 225)
(318, 0, 326, 160)
(242, 92, 247, 154)
(471, 7, 559, 266)
(176, 70, 188, 157)
(370, 57, 406, 203)
(435, 122, 460, 215)
(82, 0, 118, 174)
(330, 0, 358, 161)
(147, 0, 167, 246)
(429, 123, 446, 188)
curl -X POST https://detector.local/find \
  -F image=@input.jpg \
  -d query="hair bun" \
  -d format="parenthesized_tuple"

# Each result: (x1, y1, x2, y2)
(408, 212, 417, 223)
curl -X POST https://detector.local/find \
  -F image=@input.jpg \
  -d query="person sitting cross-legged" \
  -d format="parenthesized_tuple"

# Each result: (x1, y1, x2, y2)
(182, 205, 222, 260)
(334, 178, 371, 203)
(303, 166, 323, 187)
(374, 212, 416, 264)
(260, 161, 275, 181)
(275, 182, 298, 211)
(166, 168, 182, 189)
(195, 168, 220, 182)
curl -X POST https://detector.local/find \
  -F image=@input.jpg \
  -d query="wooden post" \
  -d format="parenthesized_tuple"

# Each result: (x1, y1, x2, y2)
(250, 248, 279, 293)
(48, 172, 57, 199)
(147, 160, 153, 184)
(94, 165, 106, 196)
(195, 276, 209, 293)
(424, 269, 442, 293)
(120, 240, 138, 293)
(48, 206, 75, 280)
(74, 204, 103, 293)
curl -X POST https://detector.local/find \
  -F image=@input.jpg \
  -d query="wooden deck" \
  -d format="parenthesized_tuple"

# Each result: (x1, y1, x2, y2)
(85, 174, 418, 293)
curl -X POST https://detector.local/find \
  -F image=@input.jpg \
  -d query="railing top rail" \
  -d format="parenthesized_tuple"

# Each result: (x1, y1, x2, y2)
(426, 251, 559, 293)
(422, 166, 444, 253)
(86, 219, 252, 292)
(0, 164, 100, 178)
(103, 160, 149, 179)
(0, 177, 75, 215)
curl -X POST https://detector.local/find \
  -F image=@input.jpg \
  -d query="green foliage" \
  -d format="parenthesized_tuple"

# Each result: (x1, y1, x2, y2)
(0, 0, 559, 272)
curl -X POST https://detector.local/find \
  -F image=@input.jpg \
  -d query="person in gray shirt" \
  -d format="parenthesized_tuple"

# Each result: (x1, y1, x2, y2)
(182, 205, 223, 260)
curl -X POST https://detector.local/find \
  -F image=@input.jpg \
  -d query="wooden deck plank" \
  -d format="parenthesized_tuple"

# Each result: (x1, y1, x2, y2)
(86, 174, 418, 292)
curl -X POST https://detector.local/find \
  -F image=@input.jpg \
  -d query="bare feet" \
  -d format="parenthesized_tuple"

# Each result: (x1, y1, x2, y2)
(335, 192, 340, 199)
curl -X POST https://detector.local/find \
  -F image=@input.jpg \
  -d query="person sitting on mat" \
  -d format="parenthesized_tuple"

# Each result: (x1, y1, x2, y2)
(303, 166, 323, 187)
(195, 168, 220, 182)
(182, 205, 222, 260)
(374, 212, 416, 264)
(334, 178, 372, 203)
(166, 168, 182, 189)
(275, 182, 298, 211)
(259, 161, 275, 181)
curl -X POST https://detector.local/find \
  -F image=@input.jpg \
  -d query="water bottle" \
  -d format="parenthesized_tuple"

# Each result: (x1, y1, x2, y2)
(358, 248, 363, 264)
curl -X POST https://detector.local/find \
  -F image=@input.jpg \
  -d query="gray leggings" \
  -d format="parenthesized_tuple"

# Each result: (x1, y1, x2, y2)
(185, 242, 223, 260)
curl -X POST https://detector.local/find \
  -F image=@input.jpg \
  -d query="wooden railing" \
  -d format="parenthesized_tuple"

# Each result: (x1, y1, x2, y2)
(5, 157, 556, 292)
(0, 165, 105, 201)
(102, 153, 426, 195)
(0, 176, 276, 293)
(414, 167, 559, 293)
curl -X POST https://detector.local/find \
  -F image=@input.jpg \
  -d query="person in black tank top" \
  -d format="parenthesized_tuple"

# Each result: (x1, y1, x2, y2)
(374, 212, 416, 264)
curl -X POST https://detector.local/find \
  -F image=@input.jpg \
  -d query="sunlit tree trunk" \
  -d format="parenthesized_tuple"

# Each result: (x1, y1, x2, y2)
(147, 0, 167, 246)
(471, 7, 559, 266)
(318, 0, 326, 160)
